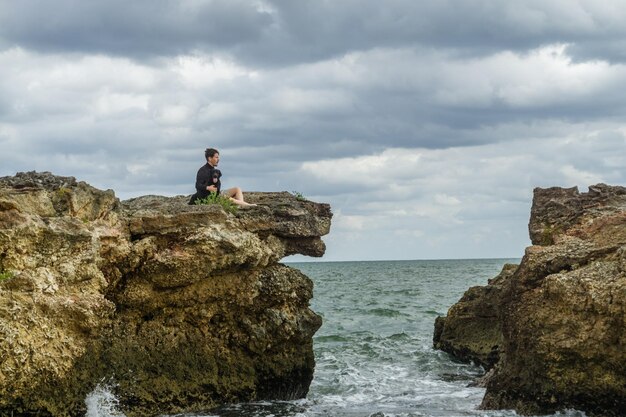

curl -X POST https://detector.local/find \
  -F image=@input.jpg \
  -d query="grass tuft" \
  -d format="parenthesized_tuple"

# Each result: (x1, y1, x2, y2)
(194, 192, 239, 214)
(0, 269, 14, 282)
(292, 191, 307, 202)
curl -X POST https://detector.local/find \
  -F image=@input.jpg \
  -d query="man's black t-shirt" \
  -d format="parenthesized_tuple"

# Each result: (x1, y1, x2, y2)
(189, 163, 222, 204)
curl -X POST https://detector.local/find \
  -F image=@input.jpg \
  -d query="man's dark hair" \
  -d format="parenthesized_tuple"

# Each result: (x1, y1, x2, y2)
(205, 148, 219, 159)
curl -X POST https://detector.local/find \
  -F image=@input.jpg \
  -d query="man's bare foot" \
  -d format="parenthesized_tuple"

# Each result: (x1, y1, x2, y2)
(230, 198, 257, 207)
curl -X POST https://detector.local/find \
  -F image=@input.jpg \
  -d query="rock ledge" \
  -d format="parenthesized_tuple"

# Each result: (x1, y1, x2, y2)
(0, 171, 332, 417)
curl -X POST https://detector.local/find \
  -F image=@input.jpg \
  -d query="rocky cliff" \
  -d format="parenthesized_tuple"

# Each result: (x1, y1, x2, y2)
(433, 263, 517, 371)
(434, 184, 626, 416)
(0, 171, 331, 417)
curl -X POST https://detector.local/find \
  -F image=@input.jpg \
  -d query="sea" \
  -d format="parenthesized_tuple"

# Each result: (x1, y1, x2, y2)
(86, 259, 587, 417)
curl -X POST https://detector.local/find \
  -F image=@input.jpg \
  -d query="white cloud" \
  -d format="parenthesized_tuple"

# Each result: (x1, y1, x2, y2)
(3, 2, 626, 261)
(560, 165, 604, 186)
(197, 102, 240, 122)
(151, 103, 194, 126)
(295, 127, 626, 260)
(395, 229, 424, 239)
(434, 194, 461, 206)
(93, 92, 149, 116)
(272, 88, 353, 115)
(333, 210, 367, 231)
(301, 149, 424, 188)
(0, 48, 158, 121)
(434, 44, 616, 108)
(174, 55, 258, 88)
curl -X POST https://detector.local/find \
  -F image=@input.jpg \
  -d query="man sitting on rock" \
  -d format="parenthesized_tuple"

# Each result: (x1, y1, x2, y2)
(189, 148, 256, 207)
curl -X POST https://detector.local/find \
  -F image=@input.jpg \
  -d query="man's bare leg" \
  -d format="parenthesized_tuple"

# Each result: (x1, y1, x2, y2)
(223, 187, 256, 207)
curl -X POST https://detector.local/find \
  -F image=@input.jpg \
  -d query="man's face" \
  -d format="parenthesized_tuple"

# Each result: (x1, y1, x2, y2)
(208, 153, 219, 167)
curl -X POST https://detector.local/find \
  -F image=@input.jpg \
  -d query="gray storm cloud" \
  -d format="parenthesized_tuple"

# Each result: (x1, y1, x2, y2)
(1, 0, 626, 260)
(1, 1, 625, 64)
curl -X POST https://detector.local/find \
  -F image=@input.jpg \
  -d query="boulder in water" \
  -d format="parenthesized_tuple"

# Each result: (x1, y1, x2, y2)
(435, 183, 626, 416)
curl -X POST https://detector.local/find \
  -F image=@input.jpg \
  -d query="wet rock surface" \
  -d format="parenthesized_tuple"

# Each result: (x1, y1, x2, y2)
(0, 171, 331, 417)
(433, 263, 517, 371)
(434, 183, 626, 416)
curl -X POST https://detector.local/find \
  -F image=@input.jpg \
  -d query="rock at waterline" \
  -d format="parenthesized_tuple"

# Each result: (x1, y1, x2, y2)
(434, 183, 626, 417)
(0, 171, 332, 417)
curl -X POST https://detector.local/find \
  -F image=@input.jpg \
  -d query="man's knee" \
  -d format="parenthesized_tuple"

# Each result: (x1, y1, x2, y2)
(225, 187, 241, 197)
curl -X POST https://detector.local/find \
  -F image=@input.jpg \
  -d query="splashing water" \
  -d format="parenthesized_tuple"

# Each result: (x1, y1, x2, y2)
(85, 384, 125, 417)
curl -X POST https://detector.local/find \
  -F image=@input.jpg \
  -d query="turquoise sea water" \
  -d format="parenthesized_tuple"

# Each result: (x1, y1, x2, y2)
(87, 259, 587, 417)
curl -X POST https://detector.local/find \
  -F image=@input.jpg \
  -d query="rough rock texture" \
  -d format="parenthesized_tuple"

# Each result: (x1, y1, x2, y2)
(0, 171, 331, 417)
(433, 263, 517, 371)
(434, 184, 626, 416)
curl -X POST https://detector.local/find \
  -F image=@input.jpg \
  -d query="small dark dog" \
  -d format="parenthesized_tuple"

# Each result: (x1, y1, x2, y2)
(188, 168, 223, 205)
(209, 168, 222, 194)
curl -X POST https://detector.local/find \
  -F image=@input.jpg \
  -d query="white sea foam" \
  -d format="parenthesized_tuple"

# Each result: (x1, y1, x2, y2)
(83, 260, 590, 417)
(84, 384, 126, 417)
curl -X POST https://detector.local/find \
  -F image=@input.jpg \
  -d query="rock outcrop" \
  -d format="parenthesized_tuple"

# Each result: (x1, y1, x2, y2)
(434, 184, 626, 416)
(0, 171, 331, 417)
(433, 263, 517, 371)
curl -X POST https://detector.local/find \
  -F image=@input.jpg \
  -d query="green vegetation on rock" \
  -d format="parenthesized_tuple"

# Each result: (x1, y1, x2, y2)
(292, 191, 307, 201)
(0, 270, 14, 282)
(193, 192, 239, 214)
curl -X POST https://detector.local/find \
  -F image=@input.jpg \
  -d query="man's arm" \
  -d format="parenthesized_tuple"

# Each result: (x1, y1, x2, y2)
(196, 167, 217, 193)
(195, 166, 210, 193)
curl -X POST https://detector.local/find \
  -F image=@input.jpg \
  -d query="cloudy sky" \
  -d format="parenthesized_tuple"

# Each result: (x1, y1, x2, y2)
(1, 1, 625, 261)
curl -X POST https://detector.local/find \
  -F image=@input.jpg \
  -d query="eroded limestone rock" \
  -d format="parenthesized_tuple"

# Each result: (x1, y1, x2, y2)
(434, 183, 626, 416)
(433, 263, 517, 370)
(0, 171, 331, 417)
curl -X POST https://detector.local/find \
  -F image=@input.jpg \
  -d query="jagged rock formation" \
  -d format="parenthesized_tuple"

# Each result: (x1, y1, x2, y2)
(434, 184, 626, 416)
(433, 263, 517, 371)
(0, 171, 331, 417)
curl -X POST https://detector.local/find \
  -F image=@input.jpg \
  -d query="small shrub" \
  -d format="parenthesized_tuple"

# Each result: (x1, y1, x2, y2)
(194, 192, 239, 214)
(0, 270, 14, 282)
(56, 187, 71, 197)
(293, 191, 307, 201)
(539, 224, 562, 246)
